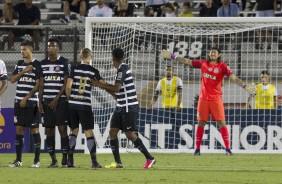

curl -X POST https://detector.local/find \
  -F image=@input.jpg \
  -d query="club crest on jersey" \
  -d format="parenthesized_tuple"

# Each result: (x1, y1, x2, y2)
(54, 66, 61, 72)
(208, 67, 213, 72)
(213, 68, 219, 73)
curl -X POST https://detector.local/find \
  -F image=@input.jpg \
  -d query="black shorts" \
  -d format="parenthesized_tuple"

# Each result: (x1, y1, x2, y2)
(110, 106, 139, 131)
(14, 103, 40, 128)
(69, 108, 94, 130)
(42, 100, 69, 128)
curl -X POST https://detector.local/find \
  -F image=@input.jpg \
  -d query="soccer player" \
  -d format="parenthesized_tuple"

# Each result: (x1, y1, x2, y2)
(9, 41, 41, 168)
(38, 37, 70, 167)
(92, 48, 156, 169)
(65, 48, 102, 168)
(161, 48, 255, 155)
(147, 65, 183, 111)
(247, 70, 277, 109)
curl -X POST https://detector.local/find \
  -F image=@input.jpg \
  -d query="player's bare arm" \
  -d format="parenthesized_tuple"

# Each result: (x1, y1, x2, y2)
(176, 88, 182, 111)
(92, 79, 122, 93)
(99, 79, 117, 99)
(38, 77, 44, 113)
(10, 65, 33, 83)
(20, 79, 39, 108)
(161, 50, 192, 66)
(0, 79, 7, 96)
(274, 96, 278, 109)
(49, 76, 68, 111)
(229, 74, 255, 94)
(65, 78, 73, 100)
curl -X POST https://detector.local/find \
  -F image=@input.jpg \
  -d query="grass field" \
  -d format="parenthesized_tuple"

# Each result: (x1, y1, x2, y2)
(1, 153, 282, 184)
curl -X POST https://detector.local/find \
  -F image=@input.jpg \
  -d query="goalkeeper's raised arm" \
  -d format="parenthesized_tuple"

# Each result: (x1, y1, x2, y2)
(161, 50, 192, 66)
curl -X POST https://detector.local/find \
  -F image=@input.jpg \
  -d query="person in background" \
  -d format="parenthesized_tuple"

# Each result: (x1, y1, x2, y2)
(88, 0, 112, 17)
(217, 0, 240, 17)
(113, 0, 135, 17)
(162, 2, 178, 17)
(179, 2, 194, 17)
(199, 0, 218, 17)
(60, 0, 90, 24)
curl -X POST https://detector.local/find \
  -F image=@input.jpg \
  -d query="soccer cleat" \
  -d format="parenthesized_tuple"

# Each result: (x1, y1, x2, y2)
(193, 149, 201, 156)
(31, 161, 40, 168)
(48, 161, 58, 168)
(105, 162, 123, 169)
(144, 158, 156, 169)
(92, 162, 102, 169)
(9, 160, 22, 168)
(61, 157, 68, 168)
(226, 149, 233, 155)
(67, 157, 74, 168)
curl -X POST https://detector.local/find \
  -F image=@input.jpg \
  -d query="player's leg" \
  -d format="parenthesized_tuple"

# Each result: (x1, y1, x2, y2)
(30, 107, 41, 168)
(210, 99, 232, 155)
(9, 104, 26, 167)
(194, 99, 209, 155)
(55, 100, 69, 167)
(67, 109, 79, 167)
(43, 103, 58, 167)
(123, 105, 155, 169)
(79, 109, 101, 168)
(78, 0, 86, 23)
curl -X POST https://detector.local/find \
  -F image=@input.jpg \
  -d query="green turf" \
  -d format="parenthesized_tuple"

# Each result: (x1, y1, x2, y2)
(1, 153, 282, 184)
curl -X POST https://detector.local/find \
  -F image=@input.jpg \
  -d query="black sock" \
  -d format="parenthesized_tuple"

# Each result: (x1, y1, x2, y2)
(46, 135, 56, 162)
(110, 139, 122, 164)
(32, 133, 41, 163)
(61, 136, 69, 162)
(68, 134, 77, 159)
(134, 138, 153, 160)
(15, 135, 24, 162)
(87, 137, 97, 164)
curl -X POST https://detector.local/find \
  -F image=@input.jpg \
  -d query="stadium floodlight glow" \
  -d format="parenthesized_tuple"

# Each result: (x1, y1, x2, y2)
(85, 17, 282, 154)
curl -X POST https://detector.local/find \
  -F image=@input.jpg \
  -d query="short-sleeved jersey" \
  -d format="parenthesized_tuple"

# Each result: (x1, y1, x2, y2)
(115, 63, 138, 112)
(0, 59, 8, 81)
(12, 59, 41, 107)
(192, 60, 232, 101)
(40, 56, 70, 102)
(68, 63, 102, 111)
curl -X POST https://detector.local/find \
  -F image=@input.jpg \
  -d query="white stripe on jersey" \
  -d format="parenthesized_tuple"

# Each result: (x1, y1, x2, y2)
(116, 95, 137, 101)
(116, 101, 138, 107)
(44, 83, 63, 86)
(116, 89, 136, 95)
(124, 76, 133, 81)
(15, 96, 38, 101)
(74, 70, 95, 75)
(72, 88, 91, 94)
(121, 83, 134, 89)
(126, 70, 131, 74)
(17, 84, 35, 88)
(42, 64, 64, 67)
(73, 82, 91, 87)
(43, 71, 64, 74)
(70, 94, 91, 100)
(16, 90, 31, 94)
(44, 94, 66, 98)
(44, 89, 60, 93)
(68, 100, 91, 106)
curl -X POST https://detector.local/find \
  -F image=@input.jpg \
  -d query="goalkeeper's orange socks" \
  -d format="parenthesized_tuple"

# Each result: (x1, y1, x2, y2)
(195, 126, 204, 149)
(220, 126, 230, 149)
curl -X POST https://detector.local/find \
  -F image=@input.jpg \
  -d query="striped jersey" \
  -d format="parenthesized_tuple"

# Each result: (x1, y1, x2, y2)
(115, 63, 138, 112)
(68, 63, 102, 111)
(40, 56, 70, 102)
(0, 59, 8, 81)
(12, 59, 41, 107)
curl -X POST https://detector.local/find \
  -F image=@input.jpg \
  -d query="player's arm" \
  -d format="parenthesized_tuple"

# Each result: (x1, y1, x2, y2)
(147, 90, 159, 110)
(0, 78, 7, 96)
(10, 65, 33, 83)
(93, 80, 122, 93)
(20, 79, 39, 108)
(49, 75, 68, 111)
(161, 50, 192, 66)
(98, 79, 117, 100)
(176, 88, 182, 111)
(229, 74, 255, 94)
(65, 78, 73, 100)
(274, 86, 278, 109)
(38, 77, 44, 113)
(246, 94, 253, 109)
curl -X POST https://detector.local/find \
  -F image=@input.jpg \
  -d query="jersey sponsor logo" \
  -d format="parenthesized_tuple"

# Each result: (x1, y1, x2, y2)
(117, 72, 122, 80)
(19, 77, 33, 82)
(203, 73, 216, 80)
(213, 68, 219, 73)
(54, 66, 61, 72)
(44, 76, 62, 81)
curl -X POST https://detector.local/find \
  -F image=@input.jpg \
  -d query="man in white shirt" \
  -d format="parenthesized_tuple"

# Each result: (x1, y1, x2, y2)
(88, 0, 112, 17)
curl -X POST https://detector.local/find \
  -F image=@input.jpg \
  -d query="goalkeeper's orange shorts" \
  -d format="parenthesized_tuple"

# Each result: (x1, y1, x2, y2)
(197, 99, 225, 121)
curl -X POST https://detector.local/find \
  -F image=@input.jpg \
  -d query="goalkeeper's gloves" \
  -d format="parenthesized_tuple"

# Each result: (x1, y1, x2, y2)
(243, 84, 255, 95)
(161, 50, 177, 60)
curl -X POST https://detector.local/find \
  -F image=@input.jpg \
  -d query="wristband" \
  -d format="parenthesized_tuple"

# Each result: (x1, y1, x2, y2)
(171, 53, 177, 60)
(242, 84, 247, 89)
